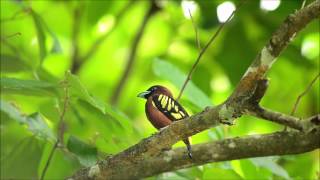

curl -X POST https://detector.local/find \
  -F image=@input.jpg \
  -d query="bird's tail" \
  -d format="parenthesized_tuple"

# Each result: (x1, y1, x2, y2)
(183, 138, 192, 159)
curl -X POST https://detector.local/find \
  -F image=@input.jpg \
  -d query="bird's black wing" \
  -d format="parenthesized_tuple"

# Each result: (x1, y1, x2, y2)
(152, 94, 189, 121)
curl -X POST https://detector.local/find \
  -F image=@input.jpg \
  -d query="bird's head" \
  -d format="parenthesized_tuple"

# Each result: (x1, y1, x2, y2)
(137, 85, 173, 99)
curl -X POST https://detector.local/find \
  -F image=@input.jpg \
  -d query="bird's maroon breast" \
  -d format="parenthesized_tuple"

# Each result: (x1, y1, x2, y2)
(145, 97, 172, 129)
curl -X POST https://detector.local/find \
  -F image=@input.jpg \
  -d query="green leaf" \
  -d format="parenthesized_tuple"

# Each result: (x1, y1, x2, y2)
(40, 17, 63, 54)
(251, 157, 290, 179)
(0, 100, 56, 141)
(30, 9, 47, 63)
(67, 135, 98, 167)
(153, 58, 213, 109)
(203, 168, 243, 180)
(50, 36, 63, 53)
(0, 77, 58, 96)
(1, 137, 44, 179)
(237, 159, 271, 179)
(26, 113, 56, 141)
(104, 103, 133, 134)
(0, 100, 26, 123)
(66, 71, 105, 114)
(0, 54, 30, 72)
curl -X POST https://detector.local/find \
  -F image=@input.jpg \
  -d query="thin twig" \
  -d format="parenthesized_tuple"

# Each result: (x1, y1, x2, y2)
(188, 8, 201, 51)
(291, 73, 320, 116)
(0, 8, 31, 22)
(39, 141, 59, 180)
(110, 0, 159, 105)
(70, 3, 84, 73)
(40, 77, 69, 180)
(176, 1, 246, 101)
(3, 32, 21, 39)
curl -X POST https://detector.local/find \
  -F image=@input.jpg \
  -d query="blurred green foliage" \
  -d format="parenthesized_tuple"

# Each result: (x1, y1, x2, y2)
(0, 0, 319, 179)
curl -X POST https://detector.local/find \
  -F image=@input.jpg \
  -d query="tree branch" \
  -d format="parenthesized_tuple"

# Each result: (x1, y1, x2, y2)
(40, 76, 70, 180)
(110, 0, 159, 105)
(71, 126, 319, 180)
(291, 73, 320, 115)
(70, 3, 84, 74)
(70, 1, 320, 179)
(247, 106, 305, 131)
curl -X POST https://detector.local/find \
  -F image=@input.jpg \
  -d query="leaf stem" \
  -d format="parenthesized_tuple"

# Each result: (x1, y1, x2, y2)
(176, 1, 246, 101)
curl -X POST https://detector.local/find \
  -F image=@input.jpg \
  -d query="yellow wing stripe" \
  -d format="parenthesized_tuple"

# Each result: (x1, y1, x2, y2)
(161, 95, 168, 108)
(171, 112, 182, 119)
(179, 111, 185, 117)
(158, 94, 163, 101)
(167, 98, 172, 111)
(171, 100, 175, 110)
(174, 105, 179, 112)
(152, 101, 156, 107)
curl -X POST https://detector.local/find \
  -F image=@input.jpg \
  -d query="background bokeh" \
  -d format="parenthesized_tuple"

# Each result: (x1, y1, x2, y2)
(1, 0, 319, 179)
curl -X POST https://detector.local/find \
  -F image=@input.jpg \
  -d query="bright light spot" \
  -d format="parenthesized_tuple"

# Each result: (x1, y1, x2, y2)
(210, 75, 231, 92)
(217, 1, 236, 23)
(301, 33, 319, 60)
(181, 0, 197, 19)
(31, 37, 37, 46)
(96, 15, 115, 34)
(260, 0, 281, 11)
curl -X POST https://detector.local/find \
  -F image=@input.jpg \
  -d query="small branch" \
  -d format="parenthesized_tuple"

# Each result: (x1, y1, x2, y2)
(39, 141, 59, 180)
(176, 1, 246, 101)
(247, 106, 304, 131)
(70, 3, 84, 74)
(291, 73, 320, 115)
(3, 32, 22, 39)
(0, 8, 31, 22)
(188, 8, 201, 51)
(80, 1, 134, 63)
(40, 77, 69, 180)
(110, 0, 159, 105)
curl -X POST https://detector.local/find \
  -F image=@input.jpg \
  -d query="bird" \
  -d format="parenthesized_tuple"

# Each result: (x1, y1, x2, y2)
(137, 85, 192, 158)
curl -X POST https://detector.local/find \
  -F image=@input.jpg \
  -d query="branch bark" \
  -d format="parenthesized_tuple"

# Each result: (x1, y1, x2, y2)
(70, 1, 320, 179)
(72, 129, 320, 180)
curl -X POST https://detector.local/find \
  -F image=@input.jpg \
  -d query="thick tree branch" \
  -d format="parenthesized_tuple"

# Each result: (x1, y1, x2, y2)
(70, 1, 320, 179)
(71, 126, 319, 180)
(228, 0, 320, 103)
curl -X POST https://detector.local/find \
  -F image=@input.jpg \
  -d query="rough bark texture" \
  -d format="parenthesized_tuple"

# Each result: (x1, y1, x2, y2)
(70, 1, 320, 179)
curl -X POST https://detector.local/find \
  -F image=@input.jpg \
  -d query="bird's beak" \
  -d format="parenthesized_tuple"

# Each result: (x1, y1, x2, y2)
(137, 91, 151, 99)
